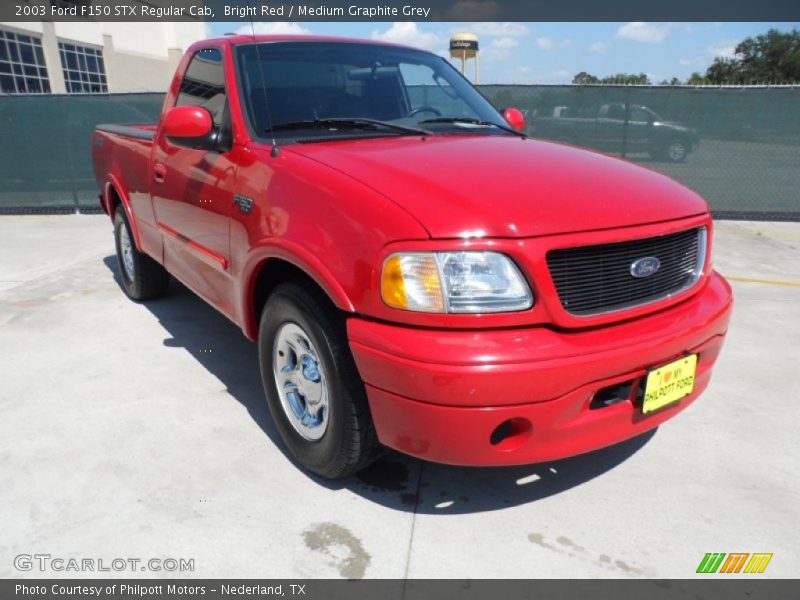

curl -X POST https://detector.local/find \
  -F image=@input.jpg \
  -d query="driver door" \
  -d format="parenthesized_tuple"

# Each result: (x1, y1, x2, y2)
(626, 106, 657, 153)
(151, 47, 237, 317)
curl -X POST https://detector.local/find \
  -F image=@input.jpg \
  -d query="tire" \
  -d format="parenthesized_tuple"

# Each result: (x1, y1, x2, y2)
(113, 209, 169, 301)
(654, 139, 689, 163)
(258, 280, 380, 479)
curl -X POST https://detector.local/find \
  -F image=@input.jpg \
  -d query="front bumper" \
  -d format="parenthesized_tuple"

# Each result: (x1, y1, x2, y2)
(348, 271, 733, 466)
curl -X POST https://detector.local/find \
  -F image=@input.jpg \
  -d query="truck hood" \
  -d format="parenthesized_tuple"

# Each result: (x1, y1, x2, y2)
(288, 135, 708, 238)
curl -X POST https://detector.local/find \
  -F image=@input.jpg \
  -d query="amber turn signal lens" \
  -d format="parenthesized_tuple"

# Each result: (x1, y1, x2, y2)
(381, 255, 408, 309)
(381, 254, 445, 312)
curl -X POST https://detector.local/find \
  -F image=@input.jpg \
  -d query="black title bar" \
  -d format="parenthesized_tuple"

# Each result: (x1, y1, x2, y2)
(2, 0, 800, 22)
(3, 579, 800, 600)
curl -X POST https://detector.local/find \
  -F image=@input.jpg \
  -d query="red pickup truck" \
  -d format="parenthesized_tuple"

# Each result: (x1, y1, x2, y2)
(92, 36, 733, 479)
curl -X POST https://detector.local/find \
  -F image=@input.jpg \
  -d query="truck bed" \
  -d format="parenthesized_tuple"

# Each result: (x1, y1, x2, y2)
(91, 123, 157, 219)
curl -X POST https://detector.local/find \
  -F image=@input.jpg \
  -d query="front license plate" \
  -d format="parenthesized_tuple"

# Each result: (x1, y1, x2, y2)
(642, 354, 698, 414)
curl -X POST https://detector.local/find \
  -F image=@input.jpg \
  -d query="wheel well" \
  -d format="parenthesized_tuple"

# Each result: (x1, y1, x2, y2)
(251, 259, 331, 331)
(107, 185, 121, 218)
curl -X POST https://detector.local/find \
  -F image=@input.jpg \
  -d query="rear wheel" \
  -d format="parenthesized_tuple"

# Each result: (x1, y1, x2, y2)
(113, 209, 169, 301)
(258, 280, 380, 479)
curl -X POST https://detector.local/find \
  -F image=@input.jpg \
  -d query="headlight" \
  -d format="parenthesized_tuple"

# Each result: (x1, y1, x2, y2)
(381, 251, 533, 313)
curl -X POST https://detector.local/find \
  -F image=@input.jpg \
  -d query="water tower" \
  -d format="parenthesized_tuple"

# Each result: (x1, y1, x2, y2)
(450, 33, 480, 83)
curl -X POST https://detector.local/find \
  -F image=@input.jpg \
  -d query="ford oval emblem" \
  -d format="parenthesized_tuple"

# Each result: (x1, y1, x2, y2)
(630, 256, 661, 278)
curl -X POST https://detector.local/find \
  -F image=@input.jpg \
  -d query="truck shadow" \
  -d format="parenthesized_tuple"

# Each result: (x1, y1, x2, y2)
(349, 431, 654, 515)
(104, 257, 655, 514)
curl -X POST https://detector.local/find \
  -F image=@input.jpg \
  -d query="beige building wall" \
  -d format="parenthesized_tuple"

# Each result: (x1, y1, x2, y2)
(39, 22, 66, 93)
(101, 34, 175, 92)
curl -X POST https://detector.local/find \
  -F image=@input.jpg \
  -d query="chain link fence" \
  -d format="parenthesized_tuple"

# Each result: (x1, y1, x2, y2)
(1, 86, 798, 218)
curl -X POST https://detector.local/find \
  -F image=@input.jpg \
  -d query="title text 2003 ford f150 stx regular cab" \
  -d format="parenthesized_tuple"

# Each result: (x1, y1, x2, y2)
(92, 36, 733, 479)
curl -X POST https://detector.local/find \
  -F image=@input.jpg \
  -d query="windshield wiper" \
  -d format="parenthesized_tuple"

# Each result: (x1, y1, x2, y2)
(266, 118, 431, 136)
(418, 117, 526, 137)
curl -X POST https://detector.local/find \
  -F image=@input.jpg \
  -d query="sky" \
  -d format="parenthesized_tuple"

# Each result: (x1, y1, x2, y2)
(208, 21, 799, 83)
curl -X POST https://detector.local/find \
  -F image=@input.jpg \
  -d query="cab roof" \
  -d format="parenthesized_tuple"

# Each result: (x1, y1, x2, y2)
(194, 35, 428, 53)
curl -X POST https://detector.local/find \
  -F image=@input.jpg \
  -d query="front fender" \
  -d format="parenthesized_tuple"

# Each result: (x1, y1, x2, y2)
(239, 239, 356, 341)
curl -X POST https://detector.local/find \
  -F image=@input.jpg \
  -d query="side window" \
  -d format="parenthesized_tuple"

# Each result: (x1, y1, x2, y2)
(605, 105, 625, 120)
(176, 48, 226, 127)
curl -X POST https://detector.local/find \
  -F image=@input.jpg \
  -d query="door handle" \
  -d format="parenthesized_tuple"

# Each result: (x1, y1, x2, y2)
(153, 163, 166, 183)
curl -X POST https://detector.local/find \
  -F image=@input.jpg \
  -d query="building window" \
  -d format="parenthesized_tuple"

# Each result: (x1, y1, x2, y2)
(59, 42, 107, 93)
(0, 29, 51, 94)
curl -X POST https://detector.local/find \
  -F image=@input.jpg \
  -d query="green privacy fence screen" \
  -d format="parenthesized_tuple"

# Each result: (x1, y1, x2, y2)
(478, 85, 800, 219)
(1, 86, 798, 217)
(0, 93, 165, 212)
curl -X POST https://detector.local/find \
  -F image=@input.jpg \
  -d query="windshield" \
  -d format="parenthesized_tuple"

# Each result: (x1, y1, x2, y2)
(234, 41, 508, 140)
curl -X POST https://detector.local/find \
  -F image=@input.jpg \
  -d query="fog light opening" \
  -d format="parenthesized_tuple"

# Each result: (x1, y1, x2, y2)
(590, 380, 634, 410)
(490, 418, 532, 451)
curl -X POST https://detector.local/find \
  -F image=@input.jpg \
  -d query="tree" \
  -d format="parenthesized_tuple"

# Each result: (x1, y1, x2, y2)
(686, 72, 709, 85)
(705, 28, 800, 83)
(572, 71, 599, 84)
(571, 72, 651, 85)
(600, 73, 651, 85)
(706, 58, 741, 83)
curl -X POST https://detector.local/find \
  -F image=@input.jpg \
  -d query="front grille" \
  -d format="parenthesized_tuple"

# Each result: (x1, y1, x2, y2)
(547, 227, 705, 316)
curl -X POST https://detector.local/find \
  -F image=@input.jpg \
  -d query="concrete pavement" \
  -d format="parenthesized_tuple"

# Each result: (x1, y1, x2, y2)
(0, 215, 797, 578)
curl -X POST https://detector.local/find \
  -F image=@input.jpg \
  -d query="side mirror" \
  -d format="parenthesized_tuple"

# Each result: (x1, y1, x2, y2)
(163, 106, 214, 149)
(503, 107, 526, 132)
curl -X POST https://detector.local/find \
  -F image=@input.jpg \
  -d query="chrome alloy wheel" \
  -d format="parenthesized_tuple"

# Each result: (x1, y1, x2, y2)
(119, 225, 135, 281)
(272, 322, 329, 441)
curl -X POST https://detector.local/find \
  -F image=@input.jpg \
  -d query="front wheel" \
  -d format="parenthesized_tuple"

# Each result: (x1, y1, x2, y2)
(258, 280, 379, 479)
